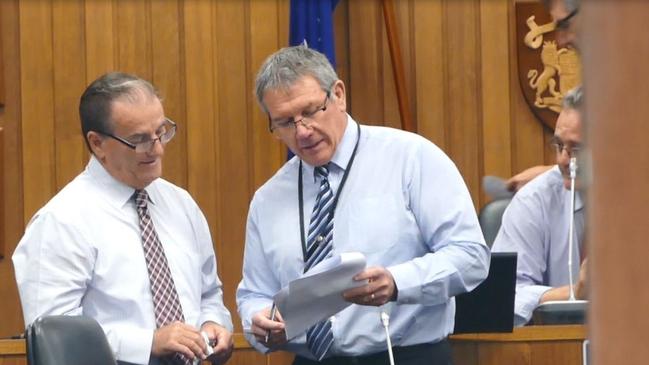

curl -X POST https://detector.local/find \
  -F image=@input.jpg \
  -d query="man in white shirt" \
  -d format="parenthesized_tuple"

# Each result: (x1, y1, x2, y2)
(236, 45, 489, 365)
(492, 87, 588, 326)
(13, 72, 233, 365)
(506, 0, 581, 192)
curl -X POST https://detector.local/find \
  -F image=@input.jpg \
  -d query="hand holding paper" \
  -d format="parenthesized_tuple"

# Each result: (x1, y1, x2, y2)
(274, 252, 367, 340)
(342, 266, 397, 306)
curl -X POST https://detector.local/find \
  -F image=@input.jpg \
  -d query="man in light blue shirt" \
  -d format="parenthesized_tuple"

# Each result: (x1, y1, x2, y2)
(492, 87, 587, 326)
(236, 45, 489, 365)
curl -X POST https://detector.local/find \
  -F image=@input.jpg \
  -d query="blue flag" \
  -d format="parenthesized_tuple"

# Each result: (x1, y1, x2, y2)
(289, 0, 339, 67)
(288, 0, 339, 160)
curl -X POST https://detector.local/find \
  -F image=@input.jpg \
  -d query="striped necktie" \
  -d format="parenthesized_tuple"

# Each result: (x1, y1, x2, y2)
(134, 189, 190, 365)
(304, 165, 335, 360)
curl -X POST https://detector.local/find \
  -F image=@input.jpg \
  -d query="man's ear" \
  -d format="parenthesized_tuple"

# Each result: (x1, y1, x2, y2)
(331, 80, 347, 112)
(87, 131, 106, 160)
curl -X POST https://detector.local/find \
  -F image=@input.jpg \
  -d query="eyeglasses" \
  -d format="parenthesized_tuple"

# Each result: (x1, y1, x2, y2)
(555, 7, 579, 31)
(98, 118, 177, 153)
(268, 92, 330, 135)
(551, 138, 581, 158)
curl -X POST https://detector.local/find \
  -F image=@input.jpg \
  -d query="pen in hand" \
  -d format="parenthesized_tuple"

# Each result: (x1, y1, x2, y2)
(265, 303, 277, 343)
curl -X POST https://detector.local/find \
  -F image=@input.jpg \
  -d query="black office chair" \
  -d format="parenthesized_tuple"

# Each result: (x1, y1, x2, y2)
(26, 315, 116, 365)
(478, 198, 512, 247)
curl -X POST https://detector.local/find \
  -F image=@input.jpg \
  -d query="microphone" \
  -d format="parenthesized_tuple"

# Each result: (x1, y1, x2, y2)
(380, 311, 396, 365)
(532, 158, 587, 324)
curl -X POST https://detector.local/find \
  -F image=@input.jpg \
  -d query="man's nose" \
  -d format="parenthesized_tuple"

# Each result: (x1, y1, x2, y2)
(295, 123, 311, 139)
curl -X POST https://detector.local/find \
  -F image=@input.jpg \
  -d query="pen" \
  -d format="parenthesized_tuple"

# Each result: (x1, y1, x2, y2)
(265, 302, 277, 343)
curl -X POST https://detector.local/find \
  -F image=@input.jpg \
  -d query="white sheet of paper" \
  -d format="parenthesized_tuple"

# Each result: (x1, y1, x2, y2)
(274, 252, 367, 340)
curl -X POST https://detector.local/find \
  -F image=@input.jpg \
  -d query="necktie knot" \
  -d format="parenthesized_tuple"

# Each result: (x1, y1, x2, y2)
(134, 189, 149, 209)
(315, 165, 329, 180)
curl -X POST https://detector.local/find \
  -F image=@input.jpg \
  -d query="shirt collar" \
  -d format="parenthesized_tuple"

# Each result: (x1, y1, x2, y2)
(86, 155, 157, 208)
(304, 114, 358, 182)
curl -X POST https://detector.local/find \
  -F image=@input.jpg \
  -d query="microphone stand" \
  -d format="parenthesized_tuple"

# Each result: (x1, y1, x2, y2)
(532, 158, 587, 325)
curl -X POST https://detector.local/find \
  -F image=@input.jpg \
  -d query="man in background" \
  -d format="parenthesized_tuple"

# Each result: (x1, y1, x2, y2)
(506, 0, 581, 191)
(492, 87, 587, 326)
(13, 72, 233, 365)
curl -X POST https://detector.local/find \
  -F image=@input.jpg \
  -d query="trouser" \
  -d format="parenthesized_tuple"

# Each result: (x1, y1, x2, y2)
(292, 339, 453, 365)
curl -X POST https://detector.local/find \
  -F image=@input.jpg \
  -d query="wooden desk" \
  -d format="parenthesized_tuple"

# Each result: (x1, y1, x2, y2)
(0, 334, 294, 365)
(450, 325, 586, 365)
(3, 326, 584, 365)
(0, 339, 25, 365)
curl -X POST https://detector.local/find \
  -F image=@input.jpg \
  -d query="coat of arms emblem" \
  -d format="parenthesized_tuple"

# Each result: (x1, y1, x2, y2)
(516, 2, 581, 129)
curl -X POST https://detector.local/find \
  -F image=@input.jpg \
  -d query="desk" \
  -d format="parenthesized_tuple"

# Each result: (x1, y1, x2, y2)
(0, 334, 295, 365)
(450, 325, 586, 365)
(0, 339, 25, 365)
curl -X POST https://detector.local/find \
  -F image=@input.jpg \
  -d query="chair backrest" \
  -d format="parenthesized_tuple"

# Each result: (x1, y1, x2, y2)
(479, 198, 512, 247)
(26, 315, 116, 365)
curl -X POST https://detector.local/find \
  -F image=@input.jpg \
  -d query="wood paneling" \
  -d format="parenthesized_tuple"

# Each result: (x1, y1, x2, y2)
(451, 325, 586, 365)
(1, 2, 555, 365)
(583, 2, 649, 365)
(0, 337, 295, 365)
(0, 127, 3, 259)
(0, 0, 25, 339)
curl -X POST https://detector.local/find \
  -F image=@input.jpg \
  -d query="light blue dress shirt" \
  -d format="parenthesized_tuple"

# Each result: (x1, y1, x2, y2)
(492, 166, 585, 326)
(236, 115, 489, 359)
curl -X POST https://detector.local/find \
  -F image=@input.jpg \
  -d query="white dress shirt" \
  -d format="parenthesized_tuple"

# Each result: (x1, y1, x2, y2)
(237, 115, 490, 359)
(492, 166, 585, 326)
(13, 156, 233, 365)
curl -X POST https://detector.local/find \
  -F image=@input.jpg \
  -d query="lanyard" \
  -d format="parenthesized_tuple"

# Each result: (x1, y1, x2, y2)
(298, 122, 361, 268)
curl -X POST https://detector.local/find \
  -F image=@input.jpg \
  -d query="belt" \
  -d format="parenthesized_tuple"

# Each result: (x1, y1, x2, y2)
(293, 339, 451, 365)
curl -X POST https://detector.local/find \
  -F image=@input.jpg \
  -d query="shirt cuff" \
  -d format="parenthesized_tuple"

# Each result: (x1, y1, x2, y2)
(199, 312, 234, 333)
(387, 263, 420, 304)
(516, 285, 552, 325)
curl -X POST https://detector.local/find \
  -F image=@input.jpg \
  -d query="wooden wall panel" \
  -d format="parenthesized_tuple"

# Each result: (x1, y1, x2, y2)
(249, 1, 285, 190)
(480, 1, 513, 185)
(52, 0, 87, 188)
(412, 0, 445, 148)
(151, 0, 187, 188)
(348, 0, 384, 125)
(116, 0, 151, 78)
(84, 0, 116, 78)
(0, 14, 3, 107)
(213, 0, 251, 332)
(19, 0, 56, 222)
(0, 2, 555, 364)
(444, 0, 483, 205)
(0, 0, 25, 338)
(584, 2, 649, 364)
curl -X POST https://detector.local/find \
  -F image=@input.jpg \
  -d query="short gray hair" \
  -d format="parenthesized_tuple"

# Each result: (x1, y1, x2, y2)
(562, 86, 583, 110)
(254, 45, 338, 113)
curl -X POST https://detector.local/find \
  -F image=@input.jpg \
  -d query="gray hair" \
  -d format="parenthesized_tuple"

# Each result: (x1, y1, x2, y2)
(254, 45, 338, 113)
(562, 86, 583, 110)
(79, 72, 159, 151)
(543, 0, 580, 13)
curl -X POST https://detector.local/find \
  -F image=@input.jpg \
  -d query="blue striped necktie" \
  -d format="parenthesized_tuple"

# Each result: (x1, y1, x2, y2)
(305, 165, 335, 360)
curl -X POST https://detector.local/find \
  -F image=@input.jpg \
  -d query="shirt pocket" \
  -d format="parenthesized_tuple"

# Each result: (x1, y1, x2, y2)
(337, 196, 414, 257)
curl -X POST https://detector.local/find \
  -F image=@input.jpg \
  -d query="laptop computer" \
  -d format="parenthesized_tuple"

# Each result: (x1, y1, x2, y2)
(453, 252, 517, 334)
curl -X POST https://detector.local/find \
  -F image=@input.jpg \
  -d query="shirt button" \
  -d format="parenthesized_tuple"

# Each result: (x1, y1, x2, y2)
(316, 235, 324, 243)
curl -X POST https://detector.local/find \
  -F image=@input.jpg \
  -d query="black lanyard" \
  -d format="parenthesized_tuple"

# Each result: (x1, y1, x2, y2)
(298, 122, 361, 268)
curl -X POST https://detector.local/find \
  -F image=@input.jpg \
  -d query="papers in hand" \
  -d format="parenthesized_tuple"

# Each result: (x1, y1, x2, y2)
(273, 252, 367, 340)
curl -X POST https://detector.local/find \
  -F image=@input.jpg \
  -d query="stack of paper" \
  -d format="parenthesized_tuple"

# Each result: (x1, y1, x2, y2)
(274, 252, 367, 339)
